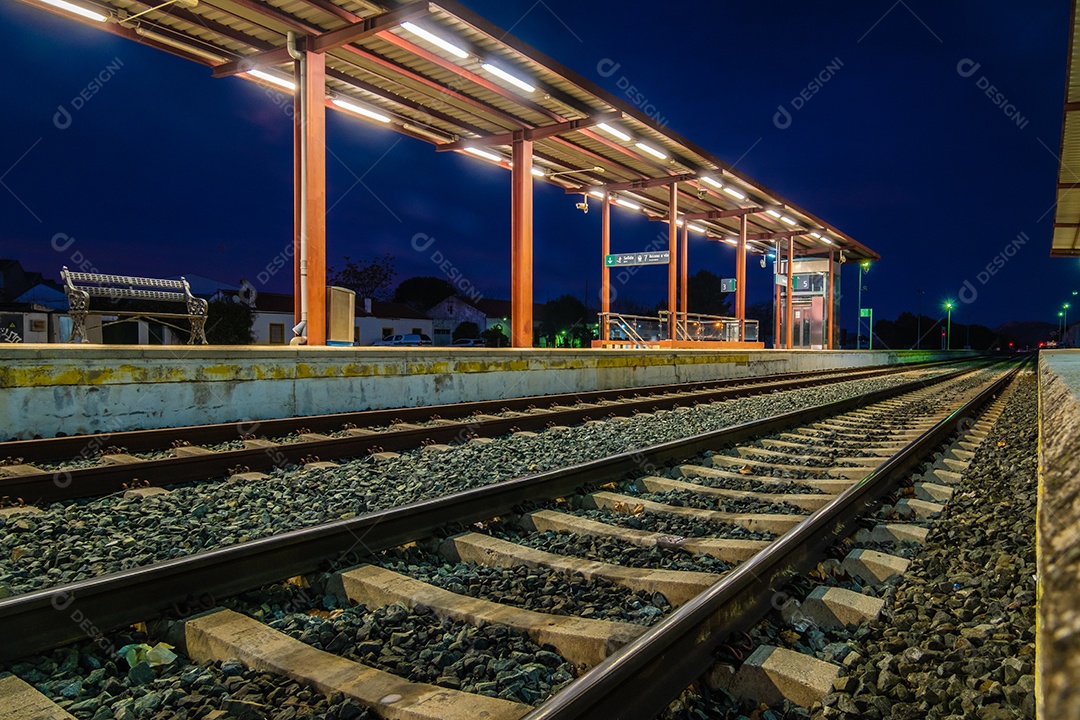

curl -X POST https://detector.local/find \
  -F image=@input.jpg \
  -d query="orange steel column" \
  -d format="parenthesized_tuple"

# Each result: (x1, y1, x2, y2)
(826, 250, 835, 349)
(667, 182, 678, 341)
(601, 192, 611, 344)
(774, 279, 781, 349)
(295, 49, 327, 345)
(736, 214, 747, 340)
(785, 238, 795, 349)
(680, 220, 688, 338)
(511, 133, 534, 348)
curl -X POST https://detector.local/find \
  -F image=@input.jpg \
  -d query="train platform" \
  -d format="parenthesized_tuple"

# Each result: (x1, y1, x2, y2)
(0, 344, 964, 439)
(1037, 350, 1080, 718)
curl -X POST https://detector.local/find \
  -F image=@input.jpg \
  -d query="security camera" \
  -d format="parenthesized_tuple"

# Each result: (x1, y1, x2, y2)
(576, 196, 589, 214)
(760, 256, 767, 269)
(696, 188, 708, 199)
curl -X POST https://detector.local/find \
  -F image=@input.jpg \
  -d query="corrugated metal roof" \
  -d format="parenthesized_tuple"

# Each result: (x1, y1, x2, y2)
(1055, 0, 1080, 256)
(18, 0, 877, 261)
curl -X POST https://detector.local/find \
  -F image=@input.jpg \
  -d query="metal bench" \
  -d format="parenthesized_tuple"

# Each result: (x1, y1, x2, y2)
(61, 267, 208, 344)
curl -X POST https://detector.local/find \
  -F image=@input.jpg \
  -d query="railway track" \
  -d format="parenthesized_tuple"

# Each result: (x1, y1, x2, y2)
(0, 359, 1023, 720)
(0, 360, 969, 505)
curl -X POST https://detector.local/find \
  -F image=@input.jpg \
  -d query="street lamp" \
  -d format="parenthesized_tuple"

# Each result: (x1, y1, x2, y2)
(944, 301, 954, 350)
(857, 261, 871, 348)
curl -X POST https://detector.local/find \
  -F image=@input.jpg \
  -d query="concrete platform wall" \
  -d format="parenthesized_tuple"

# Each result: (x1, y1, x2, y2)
(1037, 350, 1080, 719)
(0, 345, 967, 439)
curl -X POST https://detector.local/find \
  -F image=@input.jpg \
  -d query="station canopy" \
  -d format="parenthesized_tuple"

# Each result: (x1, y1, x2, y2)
(24, 0, 876, 261)
(1054, 0, 1080, 257)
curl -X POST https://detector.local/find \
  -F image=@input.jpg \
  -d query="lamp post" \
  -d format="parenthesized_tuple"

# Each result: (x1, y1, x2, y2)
(857, 261, 870, 348)
(944, 301, 953, 351)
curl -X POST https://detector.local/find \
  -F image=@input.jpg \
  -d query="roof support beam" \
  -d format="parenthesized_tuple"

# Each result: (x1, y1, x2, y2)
(565, 173, 697, 194)
(682, 207, 764, 221)
(747, 230, 810, 241)
(212, 1, 430, 77)
(667, 182, 678, 341)
(436, 113, 620, 151)
(294, 49, 327, 345)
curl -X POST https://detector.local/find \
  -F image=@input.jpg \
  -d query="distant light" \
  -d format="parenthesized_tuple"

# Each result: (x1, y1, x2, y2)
(247, 70, 296, 91)
(780, 215, 796, 225)
(464, 147, 503, 163)
(688, 224, 706, 234)
(481, 63, 535, 93)
(615, 197, 641, 210)
(635, 142, 667, 160)
(723, 186, 746, 200)
(701, 176, 723, 188)
(40, 0, 107, 21)
(332, 98, 392, 123)
(596, 123, 631, 141)
(530, 167, 546, 177)
(400, 21, 469, 58)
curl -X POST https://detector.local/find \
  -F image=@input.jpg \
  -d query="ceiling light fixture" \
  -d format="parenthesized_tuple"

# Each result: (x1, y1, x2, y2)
(464, 147, 503, 163)
(481, 63, 535, 93)
(400, 21, 468, 58)
(40, 0, 108, 21)
(722, 186, 746, 200)
(615, 197, 641, 210)
(332, 97, 392, 123)
(247, 69, 296, 91)
(688, 224, 706, 233)
(700, 176, 722, 188)
(634, 142, 667, 160)
(596, 123, 631, 141)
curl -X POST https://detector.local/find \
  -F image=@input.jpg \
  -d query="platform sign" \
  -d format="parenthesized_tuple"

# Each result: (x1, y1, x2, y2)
(605, 251, 670, 267)
(720, 278, 736, 293)
(860, 308, 871, 317)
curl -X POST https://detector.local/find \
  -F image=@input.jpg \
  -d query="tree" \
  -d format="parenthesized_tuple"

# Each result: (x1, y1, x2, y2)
(687, 269, 732, 317)
(453, 321, 481, 340)
(745, 301, 772, 343)
(481, 326, 508, 347)
(539, 294, 596, 348)
(204, 298, 254, 344)
(393, 276, 455, 312)
(328, 254, 396, 300)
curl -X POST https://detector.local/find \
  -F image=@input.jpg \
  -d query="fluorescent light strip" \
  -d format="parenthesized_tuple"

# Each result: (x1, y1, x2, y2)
(247, 69, 295, 91)
(635, 142, 667, 160)
(780, 215, 796, 225)
(589, 190, 605, 198)
(531, 167, 546, 177)
(809, 232, 821, 238)
(722, 186, 746, 200)
(820, 236, 834, 245)
(41, 0, 107, 21)
(723, 237, 738, 246)
(688, 224, 706, 233)
(614, 198, 641, 210)
(332, 98, 392, 123)
(464, 147, 503, 163)
(766, 209, 781, 219)
(700, 176, 722, 189)
(596, 123, 631, 141)
(400, 21, 468, 58)
(481, 63, 535, 93)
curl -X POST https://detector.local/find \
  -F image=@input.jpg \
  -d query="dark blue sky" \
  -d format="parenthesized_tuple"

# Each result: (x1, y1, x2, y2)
(1, 0, 1076, 332)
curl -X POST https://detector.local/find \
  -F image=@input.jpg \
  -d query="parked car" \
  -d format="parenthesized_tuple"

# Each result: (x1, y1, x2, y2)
(373, 333, 432, 346)
(452, 338, 486, 347)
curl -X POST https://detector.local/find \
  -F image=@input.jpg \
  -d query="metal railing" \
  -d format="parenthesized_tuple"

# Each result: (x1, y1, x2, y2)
(601, 312, 757, 344)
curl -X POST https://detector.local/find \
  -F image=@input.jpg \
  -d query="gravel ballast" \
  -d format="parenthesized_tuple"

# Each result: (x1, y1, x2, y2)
(0, 367, 979, 600)
(780, 370, 1037, 720)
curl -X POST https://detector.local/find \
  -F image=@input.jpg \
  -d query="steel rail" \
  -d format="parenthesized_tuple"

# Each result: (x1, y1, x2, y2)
(0, 359, 965, 462)
(523, 359, 1025, 720)
(0, 362, 992, 662)
(0, 360, 978, 504)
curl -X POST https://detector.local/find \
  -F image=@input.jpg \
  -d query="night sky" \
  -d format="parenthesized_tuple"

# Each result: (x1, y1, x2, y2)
(1, 0, 1076, 334)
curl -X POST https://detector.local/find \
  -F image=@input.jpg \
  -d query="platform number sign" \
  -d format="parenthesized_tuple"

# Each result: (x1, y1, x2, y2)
(605, 251, 670, 267)
(720, 278, 736, 293)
